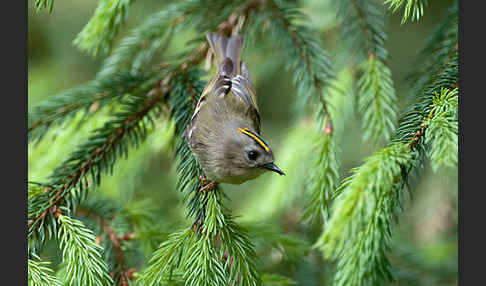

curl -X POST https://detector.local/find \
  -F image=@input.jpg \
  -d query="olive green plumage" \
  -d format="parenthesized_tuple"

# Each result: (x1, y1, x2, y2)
(185, 33, 284, 184)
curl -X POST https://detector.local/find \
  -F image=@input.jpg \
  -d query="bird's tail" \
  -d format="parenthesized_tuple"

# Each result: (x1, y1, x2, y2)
(206, 33, 243, 76)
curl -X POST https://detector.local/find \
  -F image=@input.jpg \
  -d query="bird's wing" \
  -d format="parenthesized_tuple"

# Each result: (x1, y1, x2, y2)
(190, 58, 233, 121)
(186, 58, 233, 143)
(230, 71, 261, 133)
(206, 33, 259, 114)
(187, 34, 261, 141)
(240, 61, 258, 112)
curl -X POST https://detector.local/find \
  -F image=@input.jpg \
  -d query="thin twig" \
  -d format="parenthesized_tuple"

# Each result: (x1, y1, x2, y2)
(76, 208, 135, 286)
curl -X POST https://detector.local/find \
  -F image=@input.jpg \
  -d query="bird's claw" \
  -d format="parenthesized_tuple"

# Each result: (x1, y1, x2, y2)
(198, 175, 211, 186)
(200, 181, 217, 193)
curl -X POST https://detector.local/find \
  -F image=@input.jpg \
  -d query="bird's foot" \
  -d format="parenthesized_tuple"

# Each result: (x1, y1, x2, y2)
(200, 181, 217, 193)
(198, 174, 217, 192)
(198, 175, 212, 186)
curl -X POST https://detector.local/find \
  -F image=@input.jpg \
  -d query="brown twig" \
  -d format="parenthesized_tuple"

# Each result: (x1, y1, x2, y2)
(76, 208, 135, 286)
(409, 79, 457, 151)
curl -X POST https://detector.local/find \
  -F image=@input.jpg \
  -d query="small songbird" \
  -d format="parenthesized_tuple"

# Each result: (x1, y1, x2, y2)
(185, 33, 285, 188)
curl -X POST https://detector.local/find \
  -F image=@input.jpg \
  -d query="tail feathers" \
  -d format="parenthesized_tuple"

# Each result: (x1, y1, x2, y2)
(225, 35, 242, 75)
(206, 33, 243, 76)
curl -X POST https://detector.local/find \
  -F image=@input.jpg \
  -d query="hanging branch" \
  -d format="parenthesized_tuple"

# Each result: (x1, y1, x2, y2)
(338, 0, 397, 145)
(357, 54, 397, 143)
(301, 120, 340, 226)
(316, 142, 413, 286)
(300, 70, 356, 226)
(315, 50, 458, 286)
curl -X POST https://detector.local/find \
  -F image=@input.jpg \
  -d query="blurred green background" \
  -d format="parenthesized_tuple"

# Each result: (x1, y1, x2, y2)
(28, 0, 457, 285)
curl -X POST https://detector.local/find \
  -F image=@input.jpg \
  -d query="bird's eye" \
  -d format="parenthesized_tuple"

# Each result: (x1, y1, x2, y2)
(247, 150, 259, 161)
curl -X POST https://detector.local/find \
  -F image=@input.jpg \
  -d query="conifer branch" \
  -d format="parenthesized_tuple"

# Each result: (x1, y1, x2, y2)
(384, 0, 429, 24)
(315, 50, 458, 286)
(28, 76, 167, 253)
(73, 0, 134, 56)
(57, 214, 113, 286)
(316, 142, 413, 286)
(301, 69, 355, 226)
(358, 55, 397, 143)
(138, 191, 260, 286)
(28, 254, 63, 286)
(302, 128, 339, 225)
(338, 0, 397, 144)
(296, 68, 353, 230)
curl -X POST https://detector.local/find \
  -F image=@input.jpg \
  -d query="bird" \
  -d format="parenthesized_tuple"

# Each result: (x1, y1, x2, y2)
(185, 32, 284, 191)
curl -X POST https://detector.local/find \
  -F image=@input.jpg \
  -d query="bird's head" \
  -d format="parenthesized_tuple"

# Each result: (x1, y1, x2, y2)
(221, 127, 285, 183)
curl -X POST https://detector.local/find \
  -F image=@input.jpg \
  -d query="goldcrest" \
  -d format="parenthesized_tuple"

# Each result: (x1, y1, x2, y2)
(185, 33, 284, 185)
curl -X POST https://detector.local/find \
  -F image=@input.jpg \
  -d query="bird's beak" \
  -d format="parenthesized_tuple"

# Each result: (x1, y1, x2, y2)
(262, 163, 285, 176)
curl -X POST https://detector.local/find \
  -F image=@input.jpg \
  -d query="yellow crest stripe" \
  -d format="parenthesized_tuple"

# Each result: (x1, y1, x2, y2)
(237, 127, 270, 152)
